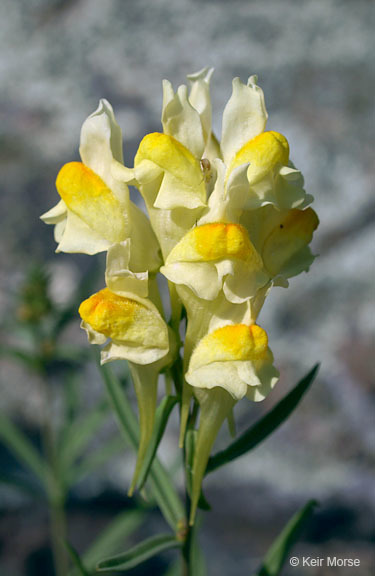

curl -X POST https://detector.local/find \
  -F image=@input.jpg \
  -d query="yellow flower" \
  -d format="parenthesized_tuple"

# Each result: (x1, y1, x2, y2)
(241, 205, 319, 286)
(221, 76, 311, 210)
(79, 287, 169, 365)
(113, 70, 216, 259)
(162, 221, 268, 303)
(41, 100, 160, 272)
(186, 323, 278, 401)
(186, 322, 278, 524)
(79, 286, 174, 495)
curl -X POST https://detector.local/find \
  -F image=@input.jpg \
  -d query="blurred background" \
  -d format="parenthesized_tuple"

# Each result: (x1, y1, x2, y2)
(0, 0, 374, 575)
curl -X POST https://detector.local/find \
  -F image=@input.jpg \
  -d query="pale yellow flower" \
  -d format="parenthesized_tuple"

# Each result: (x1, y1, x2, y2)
(187, 322, 278, 525)
(41, 100, 160, 274)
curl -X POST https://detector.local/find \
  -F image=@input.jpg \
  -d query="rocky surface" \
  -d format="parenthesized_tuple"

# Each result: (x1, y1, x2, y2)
(0, 1, 374, 575)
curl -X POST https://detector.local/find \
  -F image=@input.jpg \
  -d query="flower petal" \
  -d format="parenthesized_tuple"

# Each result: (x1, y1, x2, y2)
(134, 132, 206, 207)
(80, 98, 123, 175)
(221, 75, 268, 165)
(162, 81, 205, 158)
(105, 241, 149, 298)
(56, 162, 128, 244)
(187, 67, 214, 142)
(243, 206, 319, 279)
(228, 131, 289, 184)
(56, 210, 111, 254)
(40, 199, 67, 224)
(79, 288, 169, 364)
(186, 323, 277, 400)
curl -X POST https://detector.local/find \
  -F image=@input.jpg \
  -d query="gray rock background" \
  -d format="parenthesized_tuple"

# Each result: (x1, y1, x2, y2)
(0, 1, 374, 575)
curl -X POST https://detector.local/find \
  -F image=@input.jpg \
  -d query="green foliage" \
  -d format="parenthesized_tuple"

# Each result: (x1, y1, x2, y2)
(64, 541, 90, 576)
(256, 500, 318, 576)
(207, 365, 319, 474)
(81, 510, 145, 572)
(98, 362, 185, 530)
(96, 534, 181, 572)
(136, 395, 178, 491)
(0, 262, 321, 574)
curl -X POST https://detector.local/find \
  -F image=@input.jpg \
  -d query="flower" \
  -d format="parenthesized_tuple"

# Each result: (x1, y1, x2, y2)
(187, 323, 278, 524)
(241, 205, 319, 286)
(41, 100, 160, 273)
(114, 69, 216, 259)
(221, 76, 312, 210)
(79, 284, 175, 495)
(78, 226, 176, 495)
(79, 287, 169, 365)
(186, 323, 278, 401)
(161, 221, 268, 303)
(42, 68, 319, 522)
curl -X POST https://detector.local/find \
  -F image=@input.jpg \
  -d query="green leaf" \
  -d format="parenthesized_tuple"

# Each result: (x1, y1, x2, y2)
(64, 541, 90, 576)
(96, 534, 181, 572)
(207, 365, 319, 474)
(137, 395, 178, 491)
(59, 399, 110, 470)
(75, 510, 144, 573)
(0, 414, 51, 487)
(257, 500, 318, 576)
(99, 362, 184, 530)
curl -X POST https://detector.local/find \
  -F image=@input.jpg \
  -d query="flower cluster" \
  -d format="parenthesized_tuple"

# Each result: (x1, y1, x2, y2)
(42, 69, 318, 523)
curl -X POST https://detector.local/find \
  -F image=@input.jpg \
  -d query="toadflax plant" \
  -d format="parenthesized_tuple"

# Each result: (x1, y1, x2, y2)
(41, 68, 319, 575)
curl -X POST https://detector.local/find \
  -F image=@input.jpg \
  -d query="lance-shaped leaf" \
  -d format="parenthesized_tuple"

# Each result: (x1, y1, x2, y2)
(257, 500, 318, 576)
(79, 509, 144, 572)
(207, 364, 319, 474)
(136, 395, 179, 491)
(96, 534, 181, 572)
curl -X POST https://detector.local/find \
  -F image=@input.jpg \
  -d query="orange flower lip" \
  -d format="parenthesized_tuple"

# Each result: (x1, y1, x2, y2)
(228, 130, 290, 180)
(167, 222, 261, 264)
(78, 288, 139, 340)
(189, 324, 269, 370)
(56, 162, 126, 243)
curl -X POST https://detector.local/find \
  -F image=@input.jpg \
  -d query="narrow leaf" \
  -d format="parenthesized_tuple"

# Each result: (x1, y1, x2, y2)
(64, 541, 90, 576)
(137, 395, 178, 491)
(99, 362, 184, 529)
(0, 414, 51, 486)
(257, 499, 318, 576)
(82, 509, 144, 571)
(97, 534, 180, 571)
(207, 365, 319, 474)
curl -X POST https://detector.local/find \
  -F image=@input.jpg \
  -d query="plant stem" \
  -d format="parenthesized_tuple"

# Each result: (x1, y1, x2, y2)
(40, 371, 68, 576)
(181, 462, 193, 576)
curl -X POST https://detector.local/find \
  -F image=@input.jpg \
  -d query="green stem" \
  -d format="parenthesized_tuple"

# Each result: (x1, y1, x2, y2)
(40, 373, 68, 576)
(181, 478, 194, 576)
